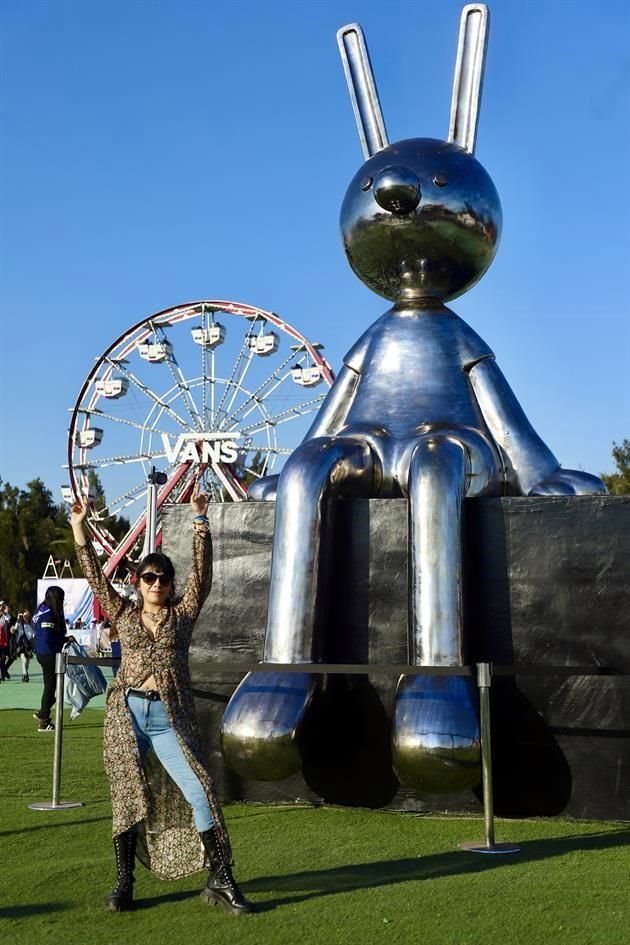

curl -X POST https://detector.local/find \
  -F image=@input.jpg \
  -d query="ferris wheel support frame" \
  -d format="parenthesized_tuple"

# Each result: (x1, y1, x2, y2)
(67, 299, 335, 578)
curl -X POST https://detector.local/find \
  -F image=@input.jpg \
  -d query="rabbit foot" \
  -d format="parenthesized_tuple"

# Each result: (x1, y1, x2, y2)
(221, 671, 320, 780)
(392, 674, 481, 793)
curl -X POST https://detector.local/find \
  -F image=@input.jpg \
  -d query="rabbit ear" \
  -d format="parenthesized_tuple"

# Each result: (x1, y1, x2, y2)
(337, 23, 389, 159)
(448, 4, 490, 155)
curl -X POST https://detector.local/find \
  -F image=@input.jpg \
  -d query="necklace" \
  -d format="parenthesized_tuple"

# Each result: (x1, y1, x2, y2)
(142, 609, 164, 621)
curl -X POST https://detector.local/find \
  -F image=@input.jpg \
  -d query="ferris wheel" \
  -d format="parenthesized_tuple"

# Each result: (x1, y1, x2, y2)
(65, 300, 334, 577)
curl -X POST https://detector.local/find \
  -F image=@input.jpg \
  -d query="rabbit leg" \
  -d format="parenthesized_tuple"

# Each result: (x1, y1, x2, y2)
(221, 436, 374, 781)
(392, 434, 481, 793)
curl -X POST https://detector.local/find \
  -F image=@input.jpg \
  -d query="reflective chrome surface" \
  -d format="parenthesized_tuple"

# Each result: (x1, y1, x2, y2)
(392, 675, 481, 792)
(224, 438, 374, 779)
(373, 166, 421, 215)
(469, 358, 608, 496)
(223, 4, 607, 790)
(248, 475, 279, 501)
(264, 437, 374, 663)
(408, 436, 468, 667)
(340, 138, 502, 303)
(337, 23, 389, 159)
(448, 4, 489, 155)
(220, 672, 320, 781)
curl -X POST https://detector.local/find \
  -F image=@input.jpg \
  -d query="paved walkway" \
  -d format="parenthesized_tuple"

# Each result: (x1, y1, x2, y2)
(0, 663, 112, 712)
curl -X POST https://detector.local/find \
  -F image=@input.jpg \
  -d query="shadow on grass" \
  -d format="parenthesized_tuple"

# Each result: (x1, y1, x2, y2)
(0, 813, 111, 838)
(228, 806, 321, 821)
(246, 828, 630, 909)
(0, 902, 71, 919)
(134, 890, 201, 910)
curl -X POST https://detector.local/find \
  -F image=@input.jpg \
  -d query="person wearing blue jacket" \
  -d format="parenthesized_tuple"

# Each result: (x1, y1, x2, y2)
(33, 586, 74, 731)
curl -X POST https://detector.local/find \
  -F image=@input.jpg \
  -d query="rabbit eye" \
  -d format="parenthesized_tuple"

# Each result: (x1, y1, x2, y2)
(433, 174, 448, 188)
(360, 176, 373, 192)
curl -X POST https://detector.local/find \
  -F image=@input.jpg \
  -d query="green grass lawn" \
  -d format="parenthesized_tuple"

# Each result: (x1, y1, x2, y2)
(2, 706, 629, 945)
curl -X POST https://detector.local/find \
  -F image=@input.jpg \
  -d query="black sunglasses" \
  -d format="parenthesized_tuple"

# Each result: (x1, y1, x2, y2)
(140, 572, 171, 587)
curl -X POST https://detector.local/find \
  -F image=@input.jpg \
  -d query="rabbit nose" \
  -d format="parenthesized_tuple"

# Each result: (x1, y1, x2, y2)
(373, 166, 421, 215)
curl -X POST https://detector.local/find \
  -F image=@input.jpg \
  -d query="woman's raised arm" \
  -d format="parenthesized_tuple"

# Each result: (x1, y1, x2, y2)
(177, 484, 213, 621)
(71, 498, 129, 623)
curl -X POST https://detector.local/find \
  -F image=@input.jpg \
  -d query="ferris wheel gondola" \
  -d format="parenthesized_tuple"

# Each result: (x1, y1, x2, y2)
(66, 300, 334, 578)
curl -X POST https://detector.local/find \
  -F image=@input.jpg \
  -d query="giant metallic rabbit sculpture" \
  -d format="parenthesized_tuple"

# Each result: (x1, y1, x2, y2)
(221, 4, 606, 791)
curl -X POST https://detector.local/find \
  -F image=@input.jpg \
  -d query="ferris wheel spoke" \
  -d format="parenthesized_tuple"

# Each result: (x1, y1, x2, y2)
(240, 445, 293, 456)
(104, 358, 191, 431)
(156, 326, 204, 432)
(77, 406, 175, 438)
(201, 309, 210, 424)
(217, 348, 256, 431)
(204, 475, 220, 504)
(237, 395, 327, 438)
(213, 337, 251, 428)
(239, 447, 283, 478)
(227, 384, 286, 429)
(210, 348, 216, 428)
(99, 488, 147, 520)
(225, 354, 312, 431)
(76, 450, 169, 470)
(161, 474, 196, 507)
(96, 484, 149, 520)
(94, 455, 181, 519)
(225, 350, 306, 428)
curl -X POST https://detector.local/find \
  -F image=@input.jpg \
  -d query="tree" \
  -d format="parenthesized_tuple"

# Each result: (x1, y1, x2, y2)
(0, 478, 75, 609)
(0, 480, 23, 605)
(0, 473, 129, 610)
(601, 440, 630, 496)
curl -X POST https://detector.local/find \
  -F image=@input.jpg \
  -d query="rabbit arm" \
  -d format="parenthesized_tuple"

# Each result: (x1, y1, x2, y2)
(470, 357, 607, 496)
(301, 365, 360, 440)
(468, 356, 560, 495)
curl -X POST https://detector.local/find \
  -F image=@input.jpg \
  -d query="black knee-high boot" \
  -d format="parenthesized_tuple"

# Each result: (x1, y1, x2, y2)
(199, 827, 254, 915)
(106, 829, 137, 912)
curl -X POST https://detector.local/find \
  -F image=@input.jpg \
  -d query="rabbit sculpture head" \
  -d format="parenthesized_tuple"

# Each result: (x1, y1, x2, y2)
(338, 4, 501, 303)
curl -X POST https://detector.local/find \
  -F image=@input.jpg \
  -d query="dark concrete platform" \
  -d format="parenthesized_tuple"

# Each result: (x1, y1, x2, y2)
(163, 496, 630, 820)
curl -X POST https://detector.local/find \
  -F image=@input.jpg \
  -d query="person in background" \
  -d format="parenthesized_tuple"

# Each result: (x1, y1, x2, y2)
(16, 612, 35, 681)
(33, 588, 75, 731)
(70, 487, 254, 916)
(97, 619, 111, 656)
(110, 630, 121, 677)
(6, 614, 19, 676)
(0, 605, 9, 683)
(0, 602, 14, 680)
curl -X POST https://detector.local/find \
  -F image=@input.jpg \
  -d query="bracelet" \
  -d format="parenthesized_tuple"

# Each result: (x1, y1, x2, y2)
(193, 515, 209, 524)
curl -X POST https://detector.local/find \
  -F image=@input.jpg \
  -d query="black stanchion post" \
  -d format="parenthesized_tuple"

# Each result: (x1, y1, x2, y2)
(28, 651, 84, 812)
(459, 661, 519, 855)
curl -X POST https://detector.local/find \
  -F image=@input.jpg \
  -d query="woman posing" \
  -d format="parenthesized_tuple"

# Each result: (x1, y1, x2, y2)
(70, 487, 253, 915)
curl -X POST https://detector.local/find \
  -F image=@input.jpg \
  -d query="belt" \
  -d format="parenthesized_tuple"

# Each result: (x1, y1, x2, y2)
(127, 688, 161, 702)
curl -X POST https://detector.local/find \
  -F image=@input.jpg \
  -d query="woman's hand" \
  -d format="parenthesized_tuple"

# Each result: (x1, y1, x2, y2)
(190, 481, 209, 517)
(70, 497, 89, 526)
(70, 497, 89, 546)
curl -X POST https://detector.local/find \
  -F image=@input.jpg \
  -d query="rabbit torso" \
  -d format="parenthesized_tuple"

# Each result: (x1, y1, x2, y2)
(328, 303, 503, 495)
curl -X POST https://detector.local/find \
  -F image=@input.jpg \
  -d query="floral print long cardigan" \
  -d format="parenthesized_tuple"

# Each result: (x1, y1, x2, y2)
(76, 531, 231, 880)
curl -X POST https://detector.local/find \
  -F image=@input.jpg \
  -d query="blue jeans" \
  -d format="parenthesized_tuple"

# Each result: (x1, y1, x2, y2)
(127, 692, 214, 832)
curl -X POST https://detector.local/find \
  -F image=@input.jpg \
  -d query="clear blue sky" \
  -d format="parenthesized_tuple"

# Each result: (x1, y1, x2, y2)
(1, 0, 628, 498)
